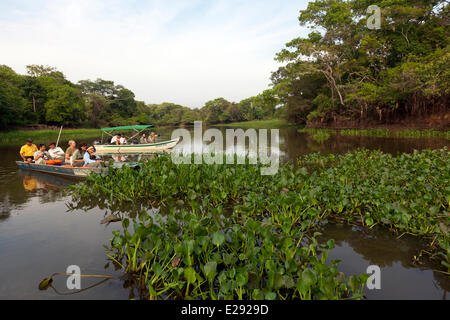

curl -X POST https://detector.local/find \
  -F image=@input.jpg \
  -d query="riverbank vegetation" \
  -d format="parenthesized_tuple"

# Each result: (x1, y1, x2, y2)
(70, 148, 450, 299)
(0, 128, 102, 146)
(215, 120, 294, 129)
(299, 128, 450, 140)
(273, 0, 449, 128)
(2, 1, 447, 131)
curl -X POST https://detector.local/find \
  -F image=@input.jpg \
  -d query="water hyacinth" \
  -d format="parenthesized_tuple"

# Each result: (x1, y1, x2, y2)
(70, 148, 450, 299)
(107, 210, 368, 300)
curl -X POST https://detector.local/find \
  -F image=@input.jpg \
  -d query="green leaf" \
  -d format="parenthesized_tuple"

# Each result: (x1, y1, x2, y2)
(236, 272, 248, 287)
(211, 232, 225, 246)
(265, 292, 276, 300)
(203, 261, 217, 281)
(184, 267, 197, 284)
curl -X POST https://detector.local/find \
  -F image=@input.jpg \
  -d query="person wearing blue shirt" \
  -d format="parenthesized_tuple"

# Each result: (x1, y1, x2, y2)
(83, 146, 103, 167)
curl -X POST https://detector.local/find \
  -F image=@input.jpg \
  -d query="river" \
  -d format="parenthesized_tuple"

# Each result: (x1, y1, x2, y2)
(0, 126, 448, 299)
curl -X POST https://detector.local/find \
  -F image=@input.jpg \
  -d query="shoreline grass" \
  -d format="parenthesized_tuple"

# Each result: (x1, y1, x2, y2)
(298, 128, 449, 140)
(215, 119, 300, 129)
(0, 128, 102, 146)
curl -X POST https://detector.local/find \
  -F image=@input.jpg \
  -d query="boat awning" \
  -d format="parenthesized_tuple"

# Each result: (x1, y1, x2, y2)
(101, 125, 154, 132)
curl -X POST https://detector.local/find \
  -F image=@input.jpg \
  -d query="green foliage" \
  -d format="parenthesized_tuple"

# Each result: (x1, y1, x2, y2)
(104, 209, 367, 300)
(300, 128, 449, 139)
(0, 128, 102, 146)
(71, 148, 450, 297)
(0, 65, 28, 129)
(216, 119, 294, 129)
(340, 129, 391, 137)
(44, 85, 85, 125)
(272, 0, 449, 125)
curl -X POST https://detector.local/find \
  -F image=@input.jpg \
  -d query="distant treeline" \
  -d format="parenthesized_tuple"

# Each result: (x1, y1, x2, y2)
(1, 0, 448, 130)
(0, 64, 281, 130)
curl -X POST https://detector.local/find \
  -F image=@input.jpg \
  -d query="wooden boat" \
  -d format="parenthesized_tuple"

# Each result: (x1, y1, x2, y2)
(95, 125, 180, 155)
(16, 161, 140, 179)
(94, 137, 180, 155)
(16, 161, 107, 178)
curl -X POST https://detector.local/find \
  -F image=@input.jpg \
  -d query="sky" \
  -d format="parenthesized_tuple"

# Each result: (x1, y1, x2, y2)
(0, 0, 310, 108)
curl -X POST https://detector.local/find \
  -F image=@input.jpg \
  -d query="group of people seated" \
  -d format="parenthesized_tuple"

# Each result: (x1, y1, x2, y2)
(108, 132, 158, 145)
(19, 139, 106, 168)
(110, 133, 127, 145)
(139, 132, 158, 144)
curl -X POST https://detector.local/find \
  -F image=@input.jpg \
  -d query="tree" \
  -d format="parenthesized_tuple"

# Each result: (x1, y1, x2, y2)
(202, 98, 233, 124)
(44, 85, 86, 125)
(272, 0, 449, 125)
(0, 65, 27, 128)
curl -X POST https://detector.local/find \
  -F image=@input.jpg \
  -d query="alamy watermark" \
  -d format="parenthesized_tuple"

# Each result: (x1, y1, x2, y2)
(170, 121, 280, 175)
(366, 265, 381, 290)
(367, 5, 381, 30)
(66, 265, 81, 290)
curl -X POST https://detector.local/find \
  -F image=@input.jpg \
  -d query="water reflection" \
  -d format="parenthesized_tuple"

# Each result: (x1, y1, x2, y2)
(319, 224, 449, 300)
(0, 128, 449, 299)
(21, 170, 72, 191)
(157, 126, 449, 163)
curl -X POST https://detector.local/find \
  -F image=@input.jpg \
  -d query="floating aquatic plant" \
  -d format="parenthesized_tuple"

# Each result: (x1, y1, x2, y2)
(70, 148, 450, 299)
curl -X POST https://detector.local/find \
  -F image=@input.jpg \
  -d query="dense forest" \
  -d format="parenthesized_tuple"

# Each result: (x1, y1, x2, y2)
(0, 64, 280, 129)
(1, 0, 448, 130)
(273, 0, 449, 127)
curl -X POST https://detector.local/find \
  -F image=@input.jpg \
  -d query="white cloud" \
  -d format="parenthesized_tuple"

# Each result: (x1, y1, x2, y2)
(0, 0, 309, 108)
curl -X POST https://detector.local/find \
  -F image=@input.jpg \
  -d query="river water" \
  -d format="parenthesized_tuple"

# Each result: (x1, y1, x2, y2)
(0, 126, 448, 299)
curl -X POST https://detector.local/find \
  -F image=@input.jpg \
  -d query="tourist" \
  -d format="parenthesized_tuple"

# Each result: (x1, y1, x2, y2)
(65, 140, 77, 161)
(110, 133, 120, 145)
(71, 143, 87, 167)
(140, 133, 148, 144)
(19, 139, 38, 163)
(48, 142, 65, 161)
(119, 134, 127, 145)
(151, 132, 158, 143)
(111, 133, 126, 145)
(33, 144, 50, 165)
(83, 146, 104, 168)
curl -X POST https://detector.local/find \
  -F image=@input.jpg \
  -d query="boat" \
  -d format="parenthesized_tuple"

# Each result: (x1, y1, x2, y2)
(16, 161, 106, 178)
(94, 137, 180, 154)
(95, 125, 180, 155)
(16, 161, 140, 179)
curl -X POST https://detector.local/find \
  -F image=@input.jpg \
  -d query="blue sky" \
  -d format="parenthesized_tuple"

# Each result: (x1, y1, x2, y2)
(0, 0, 310, 107)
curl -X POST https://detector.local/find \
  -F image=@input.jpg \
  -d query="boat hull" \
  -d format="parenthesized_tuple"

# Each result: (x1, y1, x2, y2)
(16, 161, 107, 178)
(94, 137, 180, 154)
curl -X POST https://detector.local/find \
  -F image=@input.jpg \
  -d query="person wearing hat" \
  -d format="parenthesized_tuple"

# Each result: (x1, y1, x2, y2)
(20, 139, 38, 163)
(48, 142, 65, 161)
(83, 146, 104, 167)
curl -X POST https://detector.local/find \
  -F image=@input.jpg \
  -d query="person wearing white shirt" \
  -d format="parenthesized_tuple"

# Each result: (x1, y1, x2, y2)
(110, 134, 119, 144)
(48, 142, 65, 161)
(111, 133, 126, 145)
